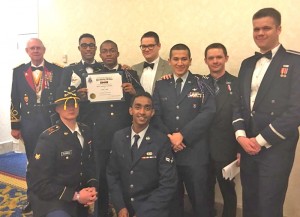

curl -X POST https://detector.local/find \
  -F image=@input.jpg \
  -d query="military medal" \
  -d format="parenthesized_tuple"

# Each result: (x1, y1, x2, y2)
(280, 65, 289, 78)
(226, 81, 232, 95)
(24, 94, 29, 105)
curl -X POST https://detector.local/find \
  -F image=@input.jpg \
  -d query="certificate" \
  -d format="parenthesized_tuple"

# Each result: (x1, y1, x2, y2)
(86, 72, 124, 102)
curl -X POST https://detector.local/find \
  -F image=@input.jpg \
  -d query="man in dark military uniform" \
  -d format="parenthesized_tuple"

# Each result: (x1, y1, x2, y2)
(93, 40, 144, 217)
(10, 38, 63, 213)
(152, 44, 215, 217)
(232, 8, 300, 217)
(204, 43, 239, 217)
(27, 86, 98, 217)
(107, 92, 177, 217)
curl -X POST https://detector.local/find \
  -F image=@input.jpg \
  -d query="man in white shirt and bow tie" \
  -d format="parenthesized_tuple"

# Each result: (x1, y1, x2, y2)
(132, 31, 172, 94)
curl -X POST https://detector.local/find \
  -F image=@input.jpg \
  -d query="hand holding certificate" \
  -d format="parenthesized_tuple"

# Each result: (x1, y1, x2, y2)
(86, 72, 124, 102)
(222, 159, 240, 180)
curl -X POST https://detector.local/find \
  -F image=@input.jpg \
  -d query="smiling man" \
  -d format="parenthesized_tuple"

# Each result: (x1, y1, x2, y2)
(152, 43, 215, 217)
(204, 43, 239, 217)
(232, 8, 300, 217)
(107, 92, 177, 217)
(132, 31, 172, 94)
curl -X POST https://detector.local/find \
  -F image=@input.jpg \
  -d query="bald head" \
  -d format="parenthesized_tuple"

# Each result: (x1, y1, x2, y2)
(25, 38, 46, 66)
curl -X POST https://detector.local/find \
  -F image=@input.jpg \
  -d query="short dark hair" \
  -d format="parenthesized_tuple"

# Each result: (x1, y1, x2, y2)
(169, 43, 191, 59)
(79, 33, 95, 44)
(204, 43, 228, 58)
(253, 8, 281, 26)
(141, 31, 160, 44)
(130, 92, 153, 107)
(100, 40, 118, 51)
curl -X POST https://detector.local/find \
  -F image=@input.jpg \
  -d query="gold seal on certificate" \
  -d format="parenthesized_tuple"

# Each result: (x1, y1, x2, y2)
(86, 72, 124, 102)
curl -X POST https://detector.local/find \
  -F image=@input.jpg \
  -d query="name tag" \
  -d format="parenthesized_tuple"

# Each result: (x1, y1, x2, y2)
(61, 150, 72, 157)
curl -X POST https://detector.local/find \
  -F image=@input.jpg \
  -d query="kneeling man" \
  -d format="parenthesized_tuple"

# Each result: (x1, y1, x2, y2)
(107, 92, 178, 217)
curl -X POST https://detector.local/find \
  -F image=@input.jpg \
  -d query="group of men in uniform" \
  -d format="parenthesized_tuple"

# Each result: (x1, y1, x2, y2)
(10, 7, 300, 217)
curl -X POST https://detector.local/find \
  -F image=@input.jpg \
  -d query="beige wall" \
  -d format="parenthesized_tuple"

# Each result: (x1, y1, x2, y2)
(39, 1, 300, 216)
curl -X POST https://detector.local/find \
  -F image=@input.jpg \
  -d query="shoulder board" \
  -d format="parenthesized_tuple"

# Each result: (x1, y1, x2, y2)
(47, 125, 60, 135)
(286, 50, 300, 55)
(69, 62, 78, 66)
(202, 75, 210, 80)
(13, 63, 25, 70)
(52, 62, 64, 68)
(78, 122, 88, 127)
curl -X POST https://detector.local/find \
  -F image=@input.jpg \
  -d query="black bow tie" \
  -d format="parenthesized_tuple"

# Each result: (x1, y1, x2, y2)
(255, 51, 272, 60)
(84, 62, 95, 68)
(143, 62, 154, 69)
(31, 66, 43, 71)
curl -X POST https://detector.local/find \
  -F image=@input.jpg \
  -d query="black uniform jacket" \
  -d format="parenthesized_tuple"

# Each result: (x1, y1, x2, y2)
(10, 60, 62, 129)
(232, 45, 300, 147)
(107, 126, 178, 217)
(208, 72, 239, 162)
(61, 63, 144, 150)
(152, 72, 216, 165)
(28, 121, 97, 217)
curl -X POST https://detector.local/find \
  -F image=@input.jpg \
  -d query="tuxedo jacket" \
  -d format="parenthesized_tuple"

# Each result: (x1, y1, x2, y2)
(132, 57, 172, 89)
(10, 60, 63, 130)
(152, 72, 216, 166)
(28, 121, 97, 217)
(107, 126, 177, 217)
(209, 72, 239, 162)
(233, 45, 300, 149)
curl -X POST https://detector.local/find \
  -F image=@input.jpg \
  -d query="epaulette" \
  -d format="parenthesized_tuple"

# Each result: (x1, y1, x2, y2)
(13, 63, 25, 70)
(78, 122, 88, 127)
(53, 62, 64, 68)
(202, 75, 210, 80)
(286, 50, 300, 55)
(47, 125, 60, 135)
(69, 62, 78, 66)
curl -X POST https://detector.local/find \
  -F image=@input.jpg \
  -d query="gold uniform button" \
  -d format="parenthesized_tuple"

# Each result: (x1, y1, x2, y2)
(130, 184, 134, 188)
(131, 198, 134, 202)
(130, 170, 134, 175)
(176, 105, 179, 109)
(111, 112, 114, 116)
(176, 116, 179, 120)
(110, 104, 114, 107)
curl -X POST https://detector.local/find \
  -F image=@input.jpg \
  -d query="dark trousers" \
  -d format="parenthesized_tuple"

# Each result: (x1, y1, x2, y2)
(171, 164, 209, 217)
(95, 150, 110, 217)
(240, 143, 296, 217)
(208, 160, 237, 217)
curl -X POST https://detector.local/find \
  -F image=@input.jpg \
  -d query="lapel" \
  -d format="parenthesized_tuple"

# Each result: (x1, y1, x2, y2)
(253, 45, 285, 109)
(122, 128, 133, 165)
(23, 63, 35, 91)
(136, 62, 144, 78)
(78, 124, 88, 150)
(59, 121, 82, 150)
(131, 127, 152, 167)
(243, 59, 257, 111)
(215, 72, 231, 113)
(153, 58, 167, 84)
(177, 72, 194, 104)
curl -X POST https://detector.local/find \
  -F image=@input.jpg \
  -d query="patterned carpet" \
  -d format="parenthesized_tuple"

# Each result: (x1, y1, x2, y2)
(0, 152, 30, 217)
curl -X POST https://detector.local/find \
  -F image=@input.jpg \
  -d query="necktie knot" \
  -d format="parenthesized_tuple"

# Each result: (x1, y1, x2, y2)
(255, 51, 272, 60)
(31, 66, 43, 71)
(143, 62, 154, 69)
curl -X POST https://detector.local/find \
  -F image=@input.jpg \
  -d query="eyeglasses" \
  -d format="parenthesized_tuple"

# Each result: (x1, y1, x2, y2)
(100, 49, 118, 54)
(139, 44, 157, 51)
(80, 43, 96, 49)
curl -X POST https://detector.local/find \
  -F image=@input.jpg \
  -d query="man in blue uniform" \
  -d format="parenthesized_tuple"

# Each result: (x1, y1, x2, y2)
(107, 92, 177, 217)
(152, 44, 215, 217)
(28, 86, 98, 217)
(10, 38, 63, 213)
(232, 8, 300, 217)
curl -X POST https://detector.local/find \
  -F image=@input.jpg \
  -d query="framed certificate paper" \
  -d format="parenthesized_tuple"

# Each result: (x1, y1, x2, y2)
(86, 72, 124, 102)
